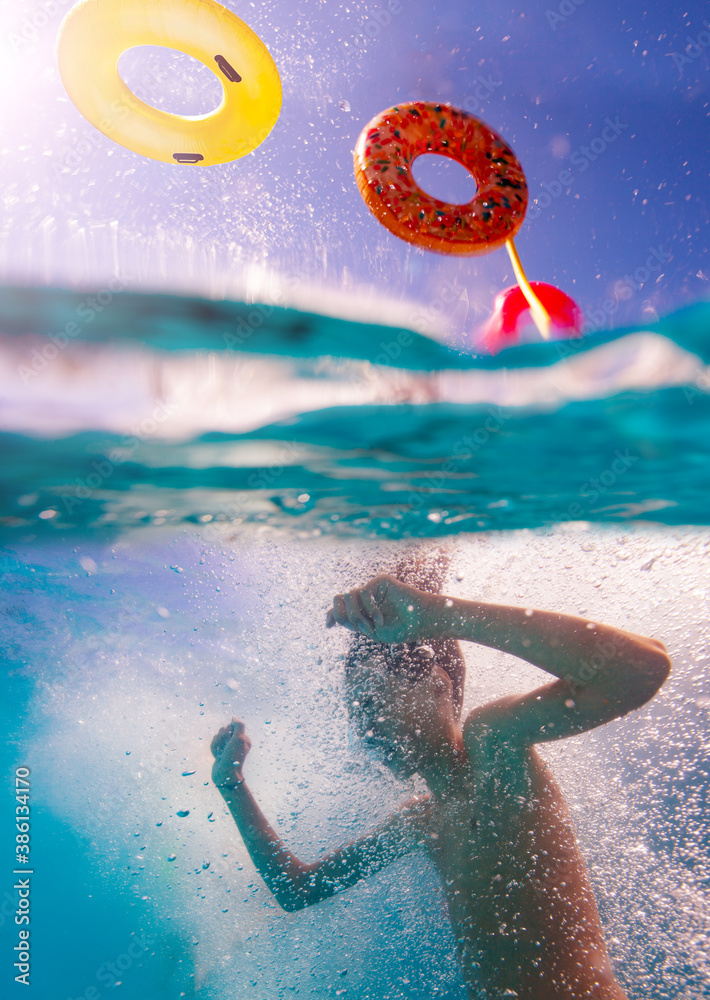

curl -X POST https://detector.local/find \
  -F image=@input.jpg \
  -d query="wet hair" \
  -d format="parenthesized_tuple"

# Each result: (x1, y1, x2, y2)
(344, 547, 466, 717)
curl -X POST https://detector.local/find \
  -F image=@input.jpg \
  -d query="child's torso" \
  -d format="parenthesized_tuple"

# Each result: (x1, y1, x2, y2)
(424, 746, 626, 1000)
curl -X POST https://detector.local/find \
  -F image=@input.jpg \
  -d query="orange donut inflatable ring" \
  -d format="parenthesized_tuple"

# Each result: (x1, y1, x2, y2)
(354, 101, 527, 255)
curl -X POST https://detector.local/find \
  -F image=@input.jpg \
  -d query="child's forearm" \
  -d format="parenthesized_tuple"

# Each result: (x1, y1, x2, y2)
(218, 782, 309, 910)
(424, 594, 666, 691)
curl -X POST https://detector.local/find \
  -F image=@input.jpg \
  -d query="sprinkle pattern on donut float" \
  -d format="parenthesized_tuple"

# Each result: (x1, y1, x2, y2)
(354, 101, 528, 255)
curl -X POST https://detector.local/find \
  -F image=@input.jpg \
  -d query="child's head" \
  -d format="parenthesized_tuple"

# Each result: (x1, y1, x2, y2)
(344, 635, 466, 776)
(343, 546, 466, 776)
(346, 633, 465, 716)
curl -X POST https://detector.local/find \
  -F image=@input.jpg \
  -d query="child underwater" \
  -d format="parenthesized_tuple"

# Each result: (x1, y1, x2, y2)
(212, 550, 670, 999)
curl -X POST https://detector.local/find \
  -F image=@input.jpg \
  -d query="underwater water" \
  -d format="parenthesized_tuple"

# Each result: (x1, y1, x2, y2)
(1, 0, 710, 997)
(1, 292, 710, 1000)
(1, 527, 709, 1000)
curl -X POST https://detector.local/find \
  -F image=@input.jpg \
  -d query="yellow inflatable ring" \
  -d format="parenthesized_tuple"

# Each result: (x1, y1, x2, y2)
(57, 0, 281, 165)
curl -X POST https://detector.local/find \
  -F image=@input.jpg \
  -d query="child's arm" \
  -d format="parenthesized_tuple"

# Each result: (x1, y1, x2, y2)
(436, 594, 670, 745)
(327, 575, 671, 744)
(211, 719, 429, 911)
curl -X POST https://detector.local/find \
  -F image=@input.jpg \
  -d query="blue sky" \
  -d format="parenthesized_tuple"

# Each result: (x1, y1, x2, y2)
(0, 0, 708, 338)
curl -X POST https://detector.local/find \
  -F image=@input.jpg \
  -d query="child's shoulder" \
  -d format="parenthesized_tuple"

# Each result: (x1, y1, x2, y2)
(462, 706, 535, 790)
(398, 792, 433, 817)
(393, 793, 434, 835)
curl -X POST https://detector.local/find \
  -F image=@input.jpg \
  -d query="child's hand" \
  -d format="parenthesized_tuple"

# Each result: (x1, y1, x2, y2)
(326, 574, 431, 644)
(211, 718, 252, 789)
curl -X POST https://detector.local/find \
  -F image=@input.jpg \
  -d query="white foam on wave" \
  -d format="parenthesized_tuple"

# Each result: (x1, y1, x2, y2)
(0, 331, 706, 438)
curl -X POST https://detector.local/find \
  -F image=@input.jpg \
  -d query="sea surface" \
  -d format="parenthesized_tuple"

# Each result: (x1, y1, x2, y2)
(1, 286, 709, 541)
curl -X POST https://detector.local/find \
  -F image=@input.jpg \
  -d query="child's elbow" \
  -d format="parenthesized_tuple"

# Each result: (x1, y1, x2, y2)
(277, 893, 306, 913)
(276, 879, 338, 912)
(632, 644, 671, 707)
(647, 643, 671, 688)
(274, 882, 321, 913)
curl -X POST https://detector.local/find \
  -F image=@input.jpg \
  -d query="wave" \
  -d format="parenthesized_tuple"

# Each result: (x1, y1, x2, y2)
(1, 286, 709, 539)
(1, 284, 710, 371)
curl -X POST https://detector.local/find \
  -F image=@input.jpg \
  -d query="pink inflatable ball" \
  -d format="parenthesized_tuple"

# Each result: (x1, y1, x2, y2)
(478, 281, 583, 354)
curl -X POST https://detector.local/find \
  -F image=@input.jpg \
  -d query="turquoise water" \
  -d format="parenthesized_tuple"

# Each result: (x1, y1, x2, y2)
(2, 288, 710, 541)
(1, 528, 708, 1000)
(3, 0, 710, 993)
(1, 287, 709, 999)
